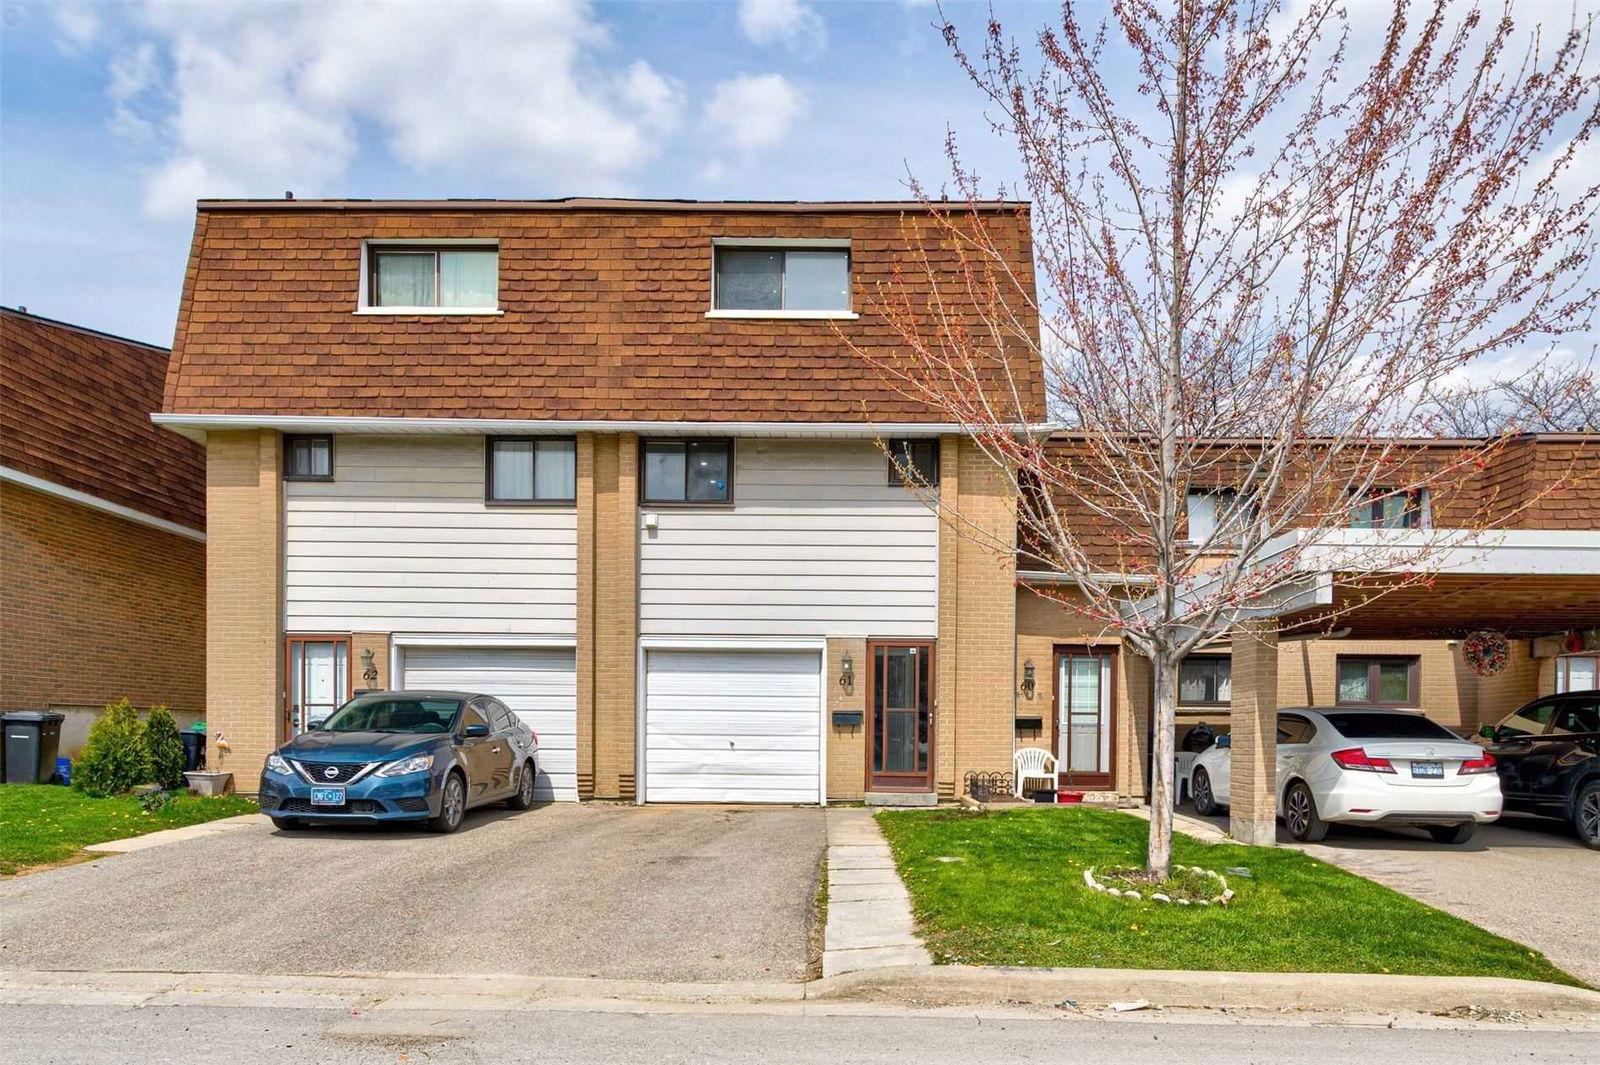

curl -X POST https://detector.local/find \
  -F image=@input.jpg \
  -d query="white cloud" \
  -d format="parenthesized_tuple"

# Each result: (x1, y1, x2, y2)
(51, 2, 101, 54)
(110, 0, 686, 218)
(703, 73, 805, 153)
(737, 0, 826, 51)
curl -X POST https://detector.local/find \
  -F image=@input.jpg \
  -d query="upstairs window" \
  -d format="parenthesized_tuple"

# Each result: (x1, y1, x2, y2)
(1349, 487, 1429, 529)
(365, 244, 498, 311)
(713, 245, 850, 314)
(887, 439, 939, 487)
(486, 437, 576, 505)
(284, 434, 333, 481)
(1185, 487, 1257, 545)
(642, 439, 732, 504)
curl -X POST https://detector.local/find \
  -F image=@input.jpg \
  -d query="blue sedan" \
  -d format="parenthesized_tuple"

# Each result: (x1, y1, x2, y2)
(259, 690, 540, 832)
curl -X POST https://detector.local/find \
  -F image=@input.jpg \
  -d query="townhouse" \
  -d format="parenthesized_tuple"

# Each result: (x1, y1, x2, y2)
(154, 197, 1598, 818)
(155, 198, 1039, 803)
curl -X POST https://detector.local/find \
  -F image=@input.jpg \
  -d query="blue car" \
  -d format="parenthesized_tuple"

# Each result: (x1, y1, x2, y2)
(259, 690, 540, 833)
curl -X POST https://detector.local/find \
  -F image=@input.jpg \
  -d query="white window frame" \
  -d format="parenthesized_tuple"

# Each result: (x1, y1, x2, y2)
(705, 237, 858, 320)
(355, 239, 504, 316)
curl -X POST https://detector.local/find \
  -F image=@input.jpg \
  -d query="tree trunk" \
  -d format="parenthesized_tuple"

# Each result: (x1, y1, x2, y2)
(1146, 653, 1177, 878)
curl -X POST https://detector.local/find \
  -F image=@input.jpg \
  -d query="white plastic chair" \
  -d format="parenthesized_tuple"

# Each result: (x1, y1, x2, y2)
(1013, 747, 1059, 799)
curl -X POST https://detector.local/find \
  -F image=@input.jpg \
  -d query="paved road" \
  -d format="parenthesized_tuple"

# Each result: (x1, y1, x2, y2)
(1182, 806, 1600, 987)
(3, 1003, 1595, 1064)
(0, 804, 825, 982)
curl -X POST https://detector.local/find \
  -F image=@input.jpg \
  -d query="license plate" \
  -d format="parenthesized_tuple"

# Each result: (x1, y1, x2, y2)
(310, 787, 346, 806)
(1410, 761, 1443, 779)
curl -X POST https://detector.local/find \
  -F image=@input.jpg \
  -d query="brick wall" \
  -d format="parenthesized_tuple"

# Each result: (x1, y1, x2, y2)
(1, 482, 205, 720)
(351, 633, 390, 691)
(574, 433, 598, 798)
(590, 433, 638, 799)
(825, 637, 867, 800)
(204, 430, 283, 789)
(1228, 624, 1279, 845)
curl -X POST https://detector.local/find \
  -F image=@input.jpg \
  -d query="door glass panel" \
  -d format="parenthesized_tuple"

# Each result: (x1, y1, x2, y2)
(291, 640, 348, 733)
(885, 712, 916, 773)
(1059, 655, 1107, 775)
(872, 645, 929, 778)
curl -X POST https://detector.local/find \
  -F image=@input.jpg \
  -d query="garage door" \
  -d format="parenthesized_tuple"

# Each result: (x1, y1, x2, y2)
(644, 649, 822, 804)
(401, 646, 577, 802)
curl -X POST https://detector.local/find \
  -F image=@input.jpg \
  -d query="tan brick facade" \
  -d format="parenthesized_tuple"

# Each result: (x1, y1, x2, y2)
(590, 433, 639, 800)
(825, 637, 868, 800)
(204, 430, 283, 786)
(1227, 624, 1279, 845)
(1, 482, 205, 720)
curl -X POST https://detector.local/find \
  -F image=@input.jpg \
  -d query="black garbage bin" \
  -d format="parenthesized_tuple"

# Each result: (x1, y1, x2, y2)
(2, 711, 66, 785)
(180, 730, 207, 772)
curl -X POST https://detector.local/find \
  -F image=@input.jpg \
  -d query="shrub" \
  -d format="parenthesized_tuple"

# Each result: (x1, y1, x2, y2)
(72, 699, 150, 797)
(143, 706, 186, 789)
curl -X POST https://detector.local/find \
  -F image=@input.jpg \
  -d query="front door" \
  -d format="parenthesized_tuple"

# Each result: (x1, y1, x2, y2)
(1055, 648, 1116, 789)
(868, 641, 935, 792)
(285, 636, 351, 736)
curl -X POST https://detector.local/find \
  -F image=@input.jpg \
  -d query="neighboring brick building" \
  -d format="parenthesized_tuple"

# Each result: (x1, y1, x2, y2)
(1, 309, 207, 752)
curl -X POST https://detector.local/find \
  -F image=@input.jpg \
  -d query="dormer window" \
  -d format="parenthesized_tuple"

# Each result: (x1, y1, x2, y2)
(709, 241, 854, 318)
(361, 242, 499, 313)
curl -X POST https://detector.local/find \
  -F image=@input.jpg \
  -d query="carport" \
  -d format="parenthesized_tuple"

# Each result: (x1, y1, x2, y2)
(1211, 530, 1600, 845)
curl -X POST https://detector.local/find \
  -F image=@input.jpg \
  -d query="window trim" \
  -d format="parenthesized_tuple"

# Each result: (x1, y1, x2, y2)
(886, 438, 940, 487)
(1178, 653, 1232, 707)
(707, 240, 857, 319)
(282, 434, 335, 482)
(638, 437, 736, 507)
(357, 239, 502, 315)
(483, 436, 578, 507)
(1335, 654, 1421, 707)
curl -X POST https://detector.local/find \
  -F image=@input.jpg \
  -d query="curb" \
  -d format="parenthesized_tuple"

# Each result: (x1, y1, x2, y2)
(811, 964, 1600, 1016)
(83, 814, 268, 855)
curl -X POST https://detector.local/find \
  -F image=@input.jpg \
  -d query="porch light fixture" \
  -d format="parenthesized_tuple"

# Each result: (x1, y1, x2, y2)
(361, 648, 378, 687)
(838, 653, 854, 694)
(1020, 660, 1036, 700)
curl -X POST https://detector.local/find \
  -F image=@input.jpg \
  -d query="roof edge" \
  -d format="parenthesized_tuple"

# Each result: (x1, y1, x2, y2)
(193, 196, 1030, 214)
(1, 306, 170, 353)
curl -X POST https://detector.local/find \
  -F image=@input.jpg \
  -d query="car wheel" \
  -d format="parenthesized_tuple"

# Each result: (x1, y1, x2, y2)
(1575, 780, 1600, 850)
(1284, 781, 1328, 842)
(1191, 767, 1220, 816)
(505, 760, 538, 810)
(429, 772, 466, 834)
(1425, 822, 1475, 845)
(270, 817, 304, 831)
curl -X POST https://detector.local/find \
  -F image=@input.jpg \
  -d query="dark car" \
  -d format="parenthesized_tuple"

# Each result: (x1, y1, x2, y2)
(259, 690, 540, 833)
(1480, 690, 1600, 849)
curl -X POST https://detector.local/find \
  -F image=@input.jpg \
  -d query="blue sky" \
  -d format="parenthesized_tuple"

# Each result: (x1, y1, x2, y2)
(2, 0, 1046, 347)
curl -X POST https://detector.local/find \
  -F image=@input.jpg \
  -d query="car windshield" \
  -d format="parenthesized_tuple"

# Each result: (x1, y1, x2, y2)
(1323, 712, 1458, 741)
(319, 697, 462, 734)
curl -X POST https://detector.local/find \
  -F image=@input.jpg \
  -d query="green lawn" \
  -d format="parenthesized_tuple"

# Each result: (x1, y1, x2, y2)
(877, 806, 1580, 986)
(0, 785, 258, 875)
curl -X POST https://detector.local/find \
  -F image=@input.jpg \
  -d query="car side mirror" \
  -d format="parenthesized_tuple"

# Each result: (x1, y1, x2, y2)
(1215, 734, 1231, 749)
(461, 723, 490, 739)
(1478, 724, 1496, 740)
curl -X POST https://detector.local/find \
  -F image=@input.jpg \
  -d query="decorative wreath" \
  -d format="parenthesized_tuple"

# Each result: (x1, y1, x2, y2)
(1462, 630, 1510, 677)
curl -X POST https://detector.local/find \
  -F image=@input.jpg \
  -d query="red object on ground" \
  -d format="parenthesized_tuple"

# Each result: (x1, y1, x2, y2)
(1058, 790, 1084, 804)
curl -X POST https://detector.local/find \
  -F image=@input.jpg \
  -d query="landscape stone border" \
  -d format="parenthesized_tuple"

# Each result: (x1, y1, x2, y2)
(1082, 863, 1234, 906)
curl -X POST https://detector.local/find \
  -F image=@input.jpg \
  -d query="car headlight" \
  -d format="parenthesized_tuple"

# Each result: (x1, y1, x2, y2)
(376, 753, 435, 777)
(265, 753, 294, 776)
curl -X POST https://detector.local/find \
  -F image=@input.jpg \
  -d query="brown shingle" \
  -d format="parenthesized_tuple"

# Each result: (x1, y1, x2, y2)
(2, 310, 204, 530)
(161, 202, 1044, 423)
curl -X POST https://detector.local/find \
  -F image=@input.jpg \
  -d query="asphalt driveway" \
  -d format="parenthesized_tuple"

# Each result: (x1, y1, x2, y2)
(0, 804, 826, 983)
(1180, 804, 1600, 987)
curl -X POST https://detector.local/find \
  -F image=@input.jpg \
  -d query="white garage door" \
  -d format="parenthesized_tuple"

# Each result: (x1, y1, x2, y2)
(401, 646, 577, 802)
(644, 649, 822, 804)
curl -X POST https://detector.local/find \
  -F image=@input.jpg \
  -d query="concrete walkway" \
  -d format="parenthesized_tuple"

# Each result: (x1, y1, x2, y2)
(83, 813, 269, 853)
(820, 808, 930, 977)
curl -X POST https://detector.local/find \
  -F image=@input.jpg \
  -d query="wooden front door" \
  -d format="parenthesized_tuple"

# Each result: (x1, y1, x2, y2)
(867, 640, 935, 792)
(1053, 647, 1117, 790)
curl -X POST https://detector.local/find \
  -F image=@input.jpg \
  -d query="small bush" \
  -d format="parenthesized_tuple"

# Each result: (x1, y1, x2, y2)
(143, 706, 186, 789)
(72, 699, 150, 797)
(138, 789, 175, 813)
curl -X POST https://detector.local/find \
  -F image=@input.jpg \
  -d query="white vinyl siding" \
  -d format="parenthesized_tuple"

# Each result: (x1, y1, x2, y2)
(638, 439, 938, 637)
(644, 649, 822, 803)
(284, 436, 576, 635)
(400, 646, 577, 802)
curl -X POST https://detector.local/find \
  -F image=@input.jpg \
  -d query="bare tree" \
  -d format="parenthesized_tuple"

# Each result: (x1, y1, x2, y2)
(1425, 358, 1600, 434)
(861, 1, 1598, 875)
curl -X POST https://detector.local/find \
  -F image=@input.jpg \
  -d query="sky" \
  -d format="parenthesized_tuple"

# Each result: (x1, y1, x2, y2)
(3, 0, 1038, 347)
(1, 0, 1594, 390)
